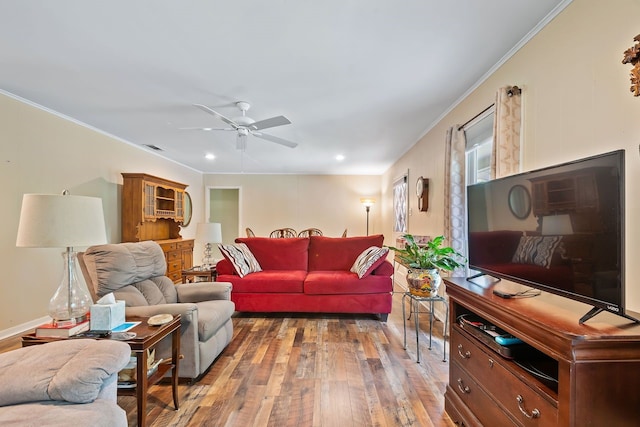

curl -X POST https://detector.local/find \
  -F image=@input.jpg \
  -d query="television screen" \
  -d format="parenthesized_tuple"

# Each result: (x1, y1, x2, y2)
(466, 150, 630, 323)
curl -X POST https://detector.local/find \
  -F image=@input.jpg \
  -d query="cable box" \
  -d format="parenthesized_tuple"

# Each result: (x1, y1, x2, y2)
(457, 314, 529, 359)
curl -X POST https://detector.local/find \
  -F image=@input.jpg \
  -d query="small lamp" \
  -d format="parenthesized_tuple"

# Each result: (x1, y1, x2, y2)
(360, 198, 376, 236)
(541, 214, 573, 235)
(16, 191, 107, 325)
(196, 222, 222, 268)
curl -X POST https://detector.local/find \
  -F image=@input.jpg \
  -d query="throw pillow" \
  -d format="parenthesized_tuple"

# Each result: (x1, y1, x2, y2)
(218, 243, 262, 277)
(350, 246, 389, 278)
(512, 236, 562, 269)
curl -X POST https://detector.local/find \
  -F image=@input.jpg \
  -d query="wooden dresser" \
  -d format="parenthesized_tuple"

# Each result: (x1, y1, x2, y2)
(444, 277, 640, 427)
(121, 173, 193, 283)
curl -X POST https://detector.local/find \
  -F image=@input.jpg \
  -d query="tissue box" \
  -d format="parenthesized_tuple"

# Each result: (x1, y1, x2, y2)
(90, 300, 125, 330)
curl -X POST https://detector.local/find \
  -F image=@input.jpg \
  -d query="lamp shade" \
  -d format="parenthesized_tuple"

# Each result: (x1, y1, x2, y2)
(16, 193, 107, 248)
(541, 214, 573, 236)
(360, 198, 376, 207)
(196, 222, 222, 243)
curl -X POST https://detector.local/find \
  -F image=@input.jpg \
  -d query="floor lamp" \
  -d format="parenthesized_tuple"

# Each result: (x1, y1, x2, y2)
(360, 198, 376, 236)
(16, 191, 107, 325)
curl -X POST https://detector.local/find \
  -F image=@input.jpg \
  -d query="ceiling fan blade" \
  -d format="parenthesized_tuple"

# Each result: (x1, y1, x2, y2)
(179, 126, 233, 131)
(252, 132, 298, 148)
(193, 104, 238, 129)
(249, 115, 291, 131)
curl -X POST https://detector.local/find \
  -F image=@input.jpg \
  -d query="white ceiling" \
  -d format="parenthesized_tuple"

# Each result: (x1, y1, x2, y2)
(0, 1, 568, 175)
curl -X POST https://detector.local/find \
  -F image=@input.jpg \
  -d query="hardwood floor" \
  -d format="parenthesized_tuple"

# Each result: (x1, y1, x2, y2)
(1, 290, 454, 427)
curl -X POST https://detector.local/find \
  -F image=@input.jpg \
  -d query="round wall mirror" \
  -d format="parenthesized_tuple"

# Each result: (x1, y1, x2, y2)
(183, 191, 193, 227)
(508, 185, 531, 219)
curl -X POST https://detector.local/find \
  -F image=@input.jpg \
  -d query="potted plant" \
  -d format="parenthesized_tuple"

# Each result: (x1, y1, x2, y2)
(388, 235, 466, 297)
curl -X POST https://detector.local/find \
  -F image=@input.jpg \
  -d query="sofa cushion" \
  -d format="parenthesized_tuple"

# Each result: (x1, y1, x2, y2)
(218, 243, 262, 277)
(304, 271, 393, 294)
(220, 270, 307, 293)
(308, 235, 384, 271)
(235, 237, 310, 270)
(350, 246, 389, 278)
(0, 340, 130, 406)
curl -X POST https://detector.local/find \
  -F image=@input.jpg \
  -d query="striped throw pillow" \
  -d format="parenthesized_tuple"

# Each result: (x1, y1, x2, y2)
(218, 243, 262, 277)
(350, 246, 389, 278)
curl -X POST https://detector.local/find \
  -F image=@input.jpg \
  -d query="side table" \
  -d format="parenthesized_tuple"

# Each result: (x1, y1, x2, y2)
(182, 266, 217, 283)
(402, 292, 448, 362)
(22, 315, 181, 427)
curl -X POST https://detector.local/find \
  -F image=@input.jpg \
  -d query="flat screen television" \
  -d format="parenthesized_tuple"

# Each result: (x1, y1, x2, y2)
(466, 149, 635, 324)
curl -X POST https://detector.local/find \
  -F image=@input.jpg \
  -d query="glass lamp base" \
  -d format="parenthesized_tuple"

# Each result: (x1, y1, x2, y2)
(48, 250, 93, 325)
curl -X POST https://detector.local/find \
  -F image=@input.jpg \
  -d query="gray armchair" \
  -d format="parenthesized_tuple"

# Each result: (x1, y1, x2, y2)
(79, 240, 235, 379)
(0, 339, 130, 426)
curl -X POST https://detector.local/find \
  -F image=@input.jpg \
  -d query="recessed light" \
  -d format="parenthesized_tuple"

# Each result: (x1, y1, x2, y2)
(336, 154, 345, 161)
(205, 153, 215, 160)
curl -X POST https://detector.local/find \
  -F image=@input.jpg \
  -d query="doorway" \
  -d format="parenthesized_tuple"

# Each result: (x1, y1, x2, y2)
(207, 187, 240, 258)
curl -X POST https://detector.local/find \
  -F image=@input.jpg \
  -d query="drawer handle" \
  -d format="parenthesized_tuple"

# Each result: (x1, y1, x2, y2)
(457, 344, 471, 359)
(516, 395, 540, 419)
(488, 358, 494, 368)
(457, 378, 470, 394)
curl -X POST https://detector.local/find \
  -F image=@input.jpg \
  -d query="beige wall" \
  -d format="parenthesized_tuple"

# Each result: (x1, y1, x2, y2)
(203, 173, 382, 240)
(383, 0, 640, 313)
(0, 93, 204, 332)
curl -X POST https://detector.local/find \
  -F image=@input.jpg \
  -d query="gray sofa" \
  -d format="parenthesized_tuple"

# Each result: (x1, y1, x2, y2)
(0, 339, 130, 426)
(79, 240, 235, 379)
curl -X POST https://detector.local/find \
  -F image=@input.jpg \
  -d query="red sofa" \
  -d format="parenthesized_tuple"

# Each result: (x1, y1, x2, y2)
(215, 234, 394, 320)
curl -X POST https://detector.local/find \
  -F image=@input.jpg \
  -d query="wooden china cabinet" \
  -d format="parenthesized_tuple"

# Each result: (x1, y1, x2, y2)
(121, 173, 193, 283)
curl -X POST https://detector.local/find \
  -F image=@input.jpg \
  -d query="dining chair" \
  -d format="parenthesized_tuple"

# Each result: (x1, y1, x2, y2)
(298, 228, 323, 237)
(269, 228, 296, 238)
(246, 227, 256, 237)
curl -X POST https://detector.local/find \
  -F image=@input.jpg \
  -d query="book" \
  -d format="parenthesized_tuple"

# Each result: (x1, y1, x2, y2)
(35, 320, 90, 338)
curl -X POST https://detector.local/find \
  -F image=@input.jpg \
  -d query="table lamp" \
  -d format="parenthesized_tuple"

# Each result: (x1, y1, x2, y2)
(196, 222, 222, 268)
(16, 191, 107, 325)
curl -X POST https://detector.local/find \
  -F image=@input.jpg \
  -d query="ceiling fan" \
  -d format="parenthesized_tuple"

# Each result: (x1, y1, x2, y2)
(184, 101, 298, 150)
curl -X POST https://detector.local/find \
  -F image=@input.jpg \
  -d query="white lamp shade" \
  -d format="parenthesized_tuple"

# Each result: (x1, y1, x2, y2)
(360, 198, 376, 207)
(541, 214, 573, 236)
(196, 222, 222, 243)
(16, 194, 108, 248)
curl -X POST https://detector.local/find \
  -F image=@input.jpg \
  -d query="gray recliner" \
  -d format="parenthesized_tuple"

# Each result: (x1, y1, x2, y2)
(78, 240, 235, 380)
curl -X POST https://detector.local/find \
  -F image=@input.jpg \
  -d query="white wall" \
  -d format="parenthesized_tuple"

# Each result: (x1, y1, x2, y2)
(0, 93, 204, 332)
(383, 0, 640, 313)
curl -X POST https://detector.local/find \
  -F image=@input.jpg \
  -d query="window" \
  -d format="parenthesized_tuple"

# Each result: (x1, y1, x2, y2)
(465, 109, 494, 185)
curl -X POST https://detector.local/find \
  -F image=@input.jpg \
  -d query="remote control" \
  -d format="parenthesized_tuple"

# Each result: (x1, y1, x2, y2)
(495, 335, 523, 346)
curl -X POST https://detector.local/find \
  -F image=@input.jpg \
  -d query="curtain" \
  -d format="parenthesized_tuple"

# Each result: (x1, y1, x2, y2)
(393, 175, 408, 233)
(444, 126, 467, 277)
(491, 86, 522, 178)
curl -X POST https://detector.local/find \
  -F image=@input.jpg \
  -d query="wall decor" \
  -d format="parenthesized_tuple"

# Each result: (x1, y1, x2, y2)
(622, 34, 640, 97)
(416, 176, 429, 212)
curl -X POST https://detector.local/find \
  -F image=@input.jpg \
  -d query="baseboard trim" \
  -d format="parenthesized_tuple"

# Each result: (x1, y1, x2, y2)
(0, 316, 51, 341)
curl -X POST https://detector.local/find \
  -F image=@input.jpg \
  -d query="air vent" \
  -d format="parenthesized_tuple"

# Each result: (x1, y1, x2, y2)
(143, 144, 163, 151)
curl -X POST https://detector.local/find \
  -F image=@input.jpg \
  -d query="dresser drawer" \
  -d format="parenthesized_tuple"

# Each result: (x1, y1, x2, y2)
(166, 250, 181, 262)
(159, 242, 177, 251)
(450, 361, 516, 426)
(452, 327, 558, 426)
(167, 270, 181, 283)
(177, 240, 194, 250)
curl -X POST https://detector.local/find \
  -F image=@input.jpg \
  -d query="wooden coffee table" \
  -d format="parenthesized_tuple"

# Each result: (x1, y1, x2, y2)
(22, 315, 181, 427)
